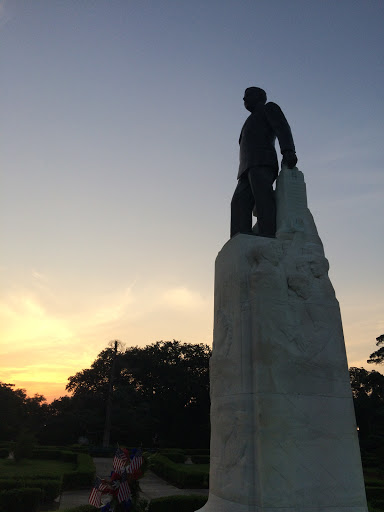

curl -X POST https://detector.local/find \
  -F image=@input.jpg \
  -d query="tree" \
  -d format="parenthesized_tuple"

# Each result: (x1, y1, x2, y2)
(349, 367, 384, 454)
(65, 340, 212, 447)
(0, 382, 47, 443)
(367, 334, 384, 365)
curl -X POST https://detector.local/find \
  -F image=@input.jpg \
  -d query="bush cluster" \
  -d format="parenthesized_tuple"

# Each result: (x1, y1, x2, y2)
(62, 453, 95, 489)
(159, 450, 186, 463)
(0, 487, 42, 512)
(190, 455, 209, 464)
(150, 454, 208, 488)
(0, 478, 61, 501)
(148, 494, 208, 512)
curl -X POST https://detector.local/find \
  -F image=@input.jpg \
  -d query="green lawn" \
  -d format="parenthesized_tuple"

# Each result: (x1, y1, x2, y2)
(0, 458, 76, 478)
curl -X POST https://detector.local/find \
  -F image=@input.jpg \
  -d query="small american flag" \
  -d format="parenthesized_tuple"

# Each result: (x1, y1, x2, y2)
(117, 470, 131, 503)
(113, 447, 129, 473)
(127, 449, 143, 477)
(89, 477, 102, 507)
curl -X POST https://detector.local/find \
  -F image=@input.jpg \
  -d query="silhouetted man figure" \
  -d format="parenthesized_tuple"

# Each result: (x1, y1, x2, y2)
(231, 87, 297, 238)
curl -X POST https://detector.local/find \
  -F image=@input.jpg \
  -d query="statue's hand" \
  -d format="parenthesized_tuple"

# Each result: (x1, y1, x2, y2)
(282, 150, 298, 169)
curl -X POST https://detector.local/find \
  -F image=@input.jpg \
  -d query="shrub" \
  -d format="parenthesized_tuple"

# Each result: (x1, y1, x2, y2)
(149, 454, 208, 488)
(160, 450, 185, 463)
(191, 455, 210, 464)
(0, 487, 42, 512)
(0, 478, 61, 501)
(0, 451, 8, 460)
(12, 432, 36, 462)
(32, 448, 62, 459)
(184, 449, 210, 456)
(59, 506, 98, 512)
(62, 453, 95, 490)
(148, 494, 208, 512)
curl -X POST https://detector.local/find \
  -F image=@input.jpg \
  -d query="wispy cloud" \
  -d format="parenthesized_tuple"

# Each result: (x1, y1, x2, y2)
(161, 286, 207, 311)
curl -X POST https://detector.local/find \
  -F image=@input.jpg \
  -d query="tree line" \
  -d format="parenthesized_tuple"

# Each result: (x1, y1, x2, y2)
(1, 336, 384, 450)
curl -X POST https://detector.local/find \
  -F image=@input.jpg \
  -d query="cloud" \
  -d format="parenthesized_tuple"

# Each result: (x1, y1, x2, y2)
(161, 286, 207, 311)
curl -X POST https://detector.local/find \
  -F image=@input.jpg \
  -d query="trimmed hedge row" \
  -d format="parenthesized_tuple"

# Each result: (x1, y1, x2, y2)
(59, 506, 98, 512)
(160, 450, 186, 463)
(62, 453, 95, 490)
(191, 455, 210, 464)
(148, 494, 208, 512)
(0, 478, 61, 501)
(0, 487, 42, 512)
(150, 454, 208, 488)
(366, 486, 384, 510)
(31, 448, 77, 462)
(184, 449, 210, 456)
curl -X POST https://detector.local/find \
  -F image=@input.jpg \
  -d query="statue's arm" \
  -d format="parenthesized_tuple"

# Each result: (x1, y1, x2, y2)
(265, 102, 297, 167)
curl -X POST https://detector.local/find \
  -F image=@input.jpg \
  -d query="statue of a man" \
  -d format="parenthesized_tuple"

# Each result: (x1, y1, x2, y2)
(230, 87, 297, 238)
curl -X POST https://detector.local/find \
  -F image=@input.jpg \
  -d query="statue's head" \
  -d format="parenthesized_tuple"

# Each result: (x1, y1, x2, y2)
(243, 87, 267, 112)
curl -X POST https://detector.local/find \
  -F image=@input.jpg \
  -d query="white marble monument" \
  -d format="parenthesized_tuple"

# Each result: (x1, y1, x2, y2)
(196, 167, 367, 512)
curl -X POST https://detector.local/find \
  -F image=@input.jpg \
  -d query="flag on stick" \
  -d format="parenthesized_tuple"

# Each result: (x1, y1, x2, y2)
(113, 447, 129, 473)
(89, 477, 102, 507)
(127, 448, 143, 477)
(117, 470, 132, 503)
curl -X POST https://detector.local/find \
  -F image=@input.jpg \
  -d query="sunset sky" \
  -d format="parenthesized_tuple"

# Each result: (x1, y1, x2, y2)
(1, 0, 383, 402)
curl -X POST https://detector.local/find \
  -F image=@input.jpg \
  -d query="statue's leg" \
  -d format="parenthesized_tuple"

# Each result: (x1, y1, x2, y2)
(230, 175, 254, 237)
(248, 166, 276, 237)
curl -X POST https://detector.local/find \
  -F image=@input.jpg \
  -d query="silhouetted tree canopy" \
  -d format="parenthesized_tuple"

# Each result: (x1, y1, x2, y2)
(367, 334, 384, 365)
(349, 367, 384, 451)
(64, 340, 212, 447)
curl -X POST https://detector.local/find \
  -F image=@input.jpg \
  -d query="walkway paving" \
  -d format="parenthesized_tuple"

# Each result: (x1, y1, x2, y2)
(58, 457, 208, 510)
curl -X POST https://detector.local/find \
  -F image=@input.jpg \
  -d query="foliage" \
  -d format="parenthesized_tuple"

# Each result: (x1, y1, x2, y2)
(61, 453, 95, 490)
(64, 340, 211, 447)
(0, 478, 61, 502)
(159, 450, 186, 463)
(0, 487, 42, 512)
(368, 335, 384, 365)
(58, 507, 98, 512)
(191, 455, 210, 464)
(148, 494, 208, 512)
(0, 382, 48, 442)
(11, 430, 36, 462)
(149, 454, 209, 488)
(0, 458, 75, 478)
(349, 367, 384, 444)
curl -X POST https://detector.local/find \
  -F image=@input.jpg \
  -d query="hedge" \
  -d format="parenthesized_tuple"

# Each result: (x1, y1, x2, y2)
(31, 448, 77, 463)
(0, 478, 61, 501)
(150, 454, 208, 488)
(0, 487, 42, 512)
(148, 494, 208, 512)
(191, 455, 210, 464)
(184, 449, 210, 456)
(62, 453, 95, 490)
(58, 506, 98, 512)
(366, 487, 384, 501)
(160, 450, 186, 463)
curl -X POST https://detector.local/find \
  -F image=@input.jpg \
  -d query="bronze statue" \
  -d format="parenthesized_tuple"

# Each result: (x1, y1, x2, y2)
(231, 87, 297, 238)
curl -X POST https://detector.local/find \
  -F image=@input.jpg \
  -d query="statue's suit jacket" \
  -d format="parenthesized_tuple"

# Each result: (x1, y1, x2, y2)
(238, 102, 296, 179)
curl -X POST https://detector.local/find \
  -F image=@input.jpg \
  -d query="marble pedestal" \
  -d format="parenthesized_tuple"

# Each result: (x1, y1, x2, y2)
(196, 168, 367, 512)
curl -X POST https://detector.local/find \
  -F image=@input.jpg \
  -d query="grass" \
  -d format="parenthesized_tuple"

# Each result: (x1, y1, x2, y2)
(0, 458, 76, 478)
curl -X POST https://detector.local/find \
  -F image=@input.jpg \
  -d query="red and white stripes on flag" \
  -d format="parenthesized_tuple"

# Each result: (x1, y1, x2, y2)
(117, 470, 132, 503)
(127, 450, 143, 476)
(113, 447, 129, 473)
(89, 477, 102, 507)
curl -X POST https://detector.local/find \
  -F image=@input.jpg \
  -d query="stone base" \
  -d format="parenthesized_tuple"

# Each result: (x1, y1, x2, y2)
(196, 492, 368, 512)
(201, 233, 367, 511)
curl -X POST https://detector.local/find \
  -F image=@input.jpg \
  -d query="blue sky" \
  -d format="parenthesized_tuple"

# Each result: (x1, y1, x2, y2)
(1, 0, 383, 400)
